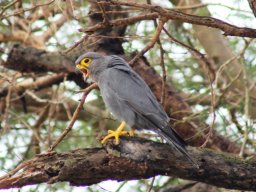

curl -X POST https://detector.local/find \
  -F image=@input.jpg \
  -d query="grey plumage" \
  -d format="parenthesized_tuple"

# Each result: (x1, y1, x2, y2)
(75, 52, 197, 166)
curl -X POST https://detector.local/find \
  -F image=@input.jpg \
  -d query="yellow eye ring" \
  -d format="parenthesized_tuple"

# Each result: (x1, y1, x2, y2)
(81, 58, 92, 67)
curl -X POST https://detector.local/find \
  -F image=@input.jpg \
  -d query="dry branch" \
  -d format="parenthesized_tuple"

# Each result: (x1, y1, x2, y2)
(4, 44, 75, 73)
(1, 0, 55, 19)
(11, 94, 108, 122)
(0, 137, 255, 191)
(80, 13, 159, 33)
(0, 31, 45, 49)
(128, 17, 166, 65)
(0, 73, 65, 98)
(48, 83, 98, 151)
(84, 0, 256, 38)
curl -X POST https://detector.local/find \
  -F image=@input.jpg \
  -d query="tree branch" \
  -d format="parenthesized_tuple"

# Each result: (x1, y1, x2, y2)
(48, 83, 98, 151)
(81, 13, 159, 33)
(84, 0, 256, 38)
(0, 73, 65, 97)
(0, 137, 255, 190)
(3, 44, 75, 73)
(10, 93, 109, 122)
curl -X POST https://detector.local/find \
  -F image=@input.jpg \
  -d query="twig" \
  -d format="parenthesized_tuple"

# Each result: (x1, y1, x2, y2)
(163, 24, 216, 147)
(108, 0, 256, 38)
(0, 0, 19, 18)
(46, 102, 58, 148)
(230, 109, 243, 134)
(200, 79, 216, 148)
(240, 84, 249, 156)
(0, 159, 34, 181)
(155, 25, 166, 107)
(172, 3, 251, 13)
(62, 101, 72, 120)
(61, 35, 89, 54)
(25, 90, 64, 104)
(87, 9, 141, 16)
(163, 28, 216, 147)
(2, 0, 55, 19)
(159, 45, 166, 107)
(163, 181, 198, 192)
(214, 56, 239, 85)
(163, 27, 215, 82)
(67, 0, 77, 19)
(97, 0, 110, 25)
(147, 176, 155, 192)
(146, 0, 167, 107)
(32, 105, 50, 154)
(201, 40, 252, 148)
(48, 83, 97, 151)
(217, 69, 243, 106)
(8, 110, 42, 143)
(239, 40, 252, 157)
(1, 79, 12, 134)
(41, 15, 68, 42)
(80, 13, 159, 33)
(129, 17, 166, 65)
(0, 73, 65, 98)
(239, 121, 249, 157)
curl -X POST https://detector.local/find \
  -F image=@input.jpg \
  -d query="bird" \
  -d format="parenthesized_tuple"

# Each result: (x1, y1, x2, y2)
(75, 52, 197, 166)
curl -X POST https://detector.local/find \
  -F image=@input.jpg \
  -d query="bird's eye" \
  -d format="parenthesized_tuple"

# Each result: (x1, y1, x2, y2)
(84, 58, 90, 63)
(81, 58, 92, 67)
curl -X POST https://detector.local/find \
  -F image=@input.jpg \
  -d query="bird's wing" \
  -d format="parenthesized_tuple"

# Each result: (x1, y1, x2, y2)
(100, 58, 169, 127)
(101, 65, 189, 147)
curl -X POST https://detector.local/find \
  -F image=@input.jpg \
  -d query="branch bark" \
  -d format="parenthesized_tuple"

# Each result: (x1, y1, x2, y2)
(0, 137, 255, 191)
(3, 44, 75, 73)
(0, 73, 65, 97)
(84, 0, 256, 38)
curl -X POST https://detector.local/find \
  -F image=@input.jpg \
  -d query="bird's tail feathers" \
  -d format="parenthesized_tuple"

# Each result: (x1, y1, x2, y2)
(157, 126, 199, 168)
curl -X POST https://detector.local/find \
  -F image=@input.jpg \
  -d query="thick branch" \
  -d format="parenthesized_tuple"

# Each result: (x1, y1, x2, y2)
(0, 31, 44, 48)
(3, 44, 75, 73)
(2, 44, 86, 89)
(0, 73, 65, 97)
(0, 138, 255, 190)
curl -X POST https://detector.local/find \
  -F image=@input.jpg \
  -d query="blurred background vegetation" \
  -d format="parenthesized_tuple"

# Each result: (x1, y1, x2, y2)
(0, 0, 256, 191)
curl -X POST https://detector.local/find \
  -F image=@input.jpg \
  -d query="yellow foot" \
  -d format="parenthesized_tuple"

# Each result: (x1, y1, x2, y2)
(128, 128, 135, 136)
(101, 121, 134, 144)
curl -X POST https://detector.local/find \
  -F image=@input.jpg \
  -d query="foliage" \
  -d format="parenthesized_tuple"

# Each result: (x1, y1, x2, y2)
(0, 0, 255, 191)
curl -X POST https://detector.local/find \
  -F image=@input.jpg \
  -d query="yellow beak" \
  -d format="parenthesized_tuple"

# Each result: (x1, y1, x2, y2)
(76, 64, 90, 80)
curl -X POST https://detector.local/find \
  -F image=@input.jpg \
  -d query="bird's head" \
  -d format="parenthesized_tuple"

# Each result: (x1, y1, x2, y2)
(75, 52, 104, 81)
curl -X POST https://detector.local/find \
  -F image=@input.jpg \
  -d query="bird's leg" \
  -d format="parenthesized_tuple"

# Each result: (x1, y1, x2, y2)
(101, 121, 129, 144)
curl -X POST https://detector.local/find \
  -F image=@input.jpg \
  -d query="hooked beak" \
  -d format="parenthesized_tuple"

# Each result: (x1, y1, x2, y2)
(76, 64, 90, 81)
